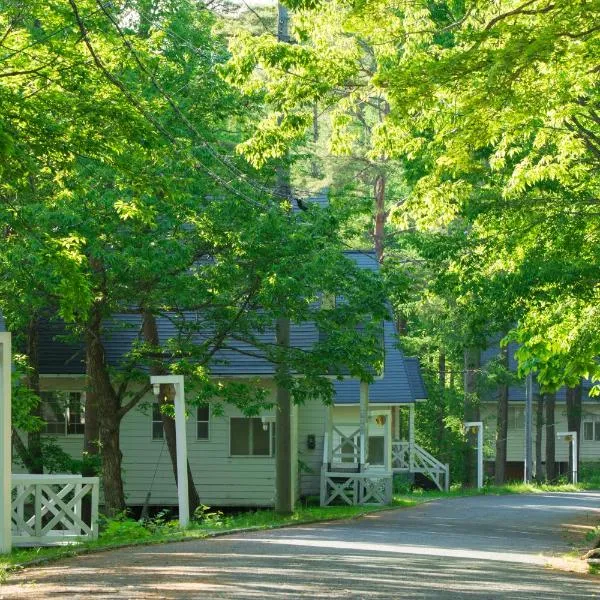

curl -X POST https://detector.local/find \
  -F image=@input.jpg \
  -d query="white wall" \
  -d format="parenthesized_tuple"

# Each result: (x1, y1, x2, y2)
(14, 376, 280, 507)
(481, 402, 600, 463)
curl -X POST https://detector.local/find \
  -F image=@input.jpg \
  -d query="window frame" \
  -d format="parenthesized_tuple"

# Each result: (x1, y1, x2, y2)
(583, 420, 600, 442)
(41, 391, 86, 437)
(508, 406, 525, 430)
(229, 417, 274, 457)
(196, 405, 210, 442)
(151, 399, 164, 442)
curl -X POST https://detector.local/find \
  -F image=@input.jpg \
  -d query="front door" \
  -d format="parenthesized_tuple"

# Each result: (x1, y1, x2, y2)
(368, 410, 391, 471)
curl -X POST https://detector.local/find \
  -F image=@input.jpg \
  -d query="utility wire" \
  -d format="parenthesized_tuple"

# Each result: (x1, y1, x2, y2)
(0, 5, 106, 62)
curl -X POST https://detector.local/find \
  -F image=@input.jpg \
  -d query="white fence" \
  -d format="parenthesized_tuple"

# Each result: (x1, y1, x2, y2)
(11, 474, 99, 546)
(320, 471, 393, 506)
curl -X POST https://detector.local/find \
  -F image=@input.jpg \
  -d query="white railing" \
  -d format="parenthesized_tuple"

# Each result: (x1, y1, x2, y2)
(320, 471, 392, 506)
(12, 474, 99, 546)
(330, 426, 361, 464)
(392, 441, 411, 470)
(392, 441, 449, 492)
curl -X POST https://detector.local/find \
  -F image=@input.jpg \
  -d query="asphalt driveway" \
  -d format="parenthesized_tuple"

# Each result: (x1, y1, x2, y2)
(3, 492, 600, 599)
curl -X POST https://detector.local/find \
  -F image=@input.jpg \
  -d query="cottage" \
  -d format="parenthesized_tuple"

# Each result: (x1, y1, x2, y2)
(481, 342, 600, 479)
(13, 256, 446, 509)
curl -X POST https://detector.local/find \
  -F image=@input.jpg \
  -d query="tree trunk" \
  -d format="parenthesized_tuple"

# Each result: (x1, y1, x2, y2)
(566, 384, 582, 482)
(373, 173, 386, 264)
(463, 347, 480, 487)
(311, 102, 320, 178)
(86, 304, 126, 516)
(437, 350, 446, 451)
(495, 345, 509, 485)
(25, 317, 44, 473)
(275, 313, 293, 515)
(141, 310, 200, 515)
(535, 393, 544, 481)
(545, 392, 556, 482)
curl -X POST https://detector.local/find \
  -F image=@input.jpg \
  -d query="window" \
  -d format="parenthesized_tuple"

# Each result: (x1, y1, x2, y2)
(321, 293, 336, 310)
(41, 392, 85, 435)
(197, 406, 210, 440)
(509, 407, 525, 430)
(152, 400, 164, 440)
(230, 418, 274, 456)
(583, 421, 600, 442)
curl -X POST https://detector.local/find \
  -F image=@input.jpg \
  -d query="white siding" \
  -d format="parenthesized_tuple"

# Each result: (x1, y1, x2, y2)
(297, 399, 327, 496)
(13, 377, 280, 507)
(481, 402, 600, 463)
(120, 385, 278, 507)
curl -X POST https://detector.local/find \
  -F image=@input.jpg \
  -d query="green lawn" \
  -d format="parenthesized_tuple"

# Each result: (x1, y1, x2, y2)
(0, 482, 595, 584)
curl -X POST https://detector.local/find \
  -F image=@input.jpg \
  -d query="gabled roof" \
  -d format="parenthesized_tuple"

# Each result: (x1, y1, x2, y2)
(481, 341, 596, 403)
(333, 321, 426, 405)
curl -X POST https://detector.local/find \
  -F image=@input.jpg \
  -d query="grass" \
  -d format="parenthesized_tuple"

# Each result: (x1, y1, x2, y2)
(0, 481, 596, 584)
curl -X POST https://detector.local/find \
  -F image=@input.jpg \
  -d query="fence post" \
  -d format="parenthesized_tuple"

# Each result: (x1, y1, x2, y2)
(0, 333, 12, 554)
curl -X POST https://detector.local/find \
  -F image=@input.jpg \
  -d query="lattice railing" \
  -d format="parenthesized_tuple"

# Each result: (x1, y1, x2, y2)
(320, 471, 392, 506)
(12, 474, 99, 546)
(392, 441, 410, 470)
(330, 426, 361, 464)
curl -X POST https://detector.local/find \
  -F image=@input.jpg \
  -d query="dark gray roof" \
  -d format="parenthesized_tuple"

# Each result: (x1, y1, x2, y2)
(37, 247, 427, 398)
(481, 341, 595, 403)
(39, 319, 85, 375)
(333, 321, 422, 405)
(405, 357, 428, 400)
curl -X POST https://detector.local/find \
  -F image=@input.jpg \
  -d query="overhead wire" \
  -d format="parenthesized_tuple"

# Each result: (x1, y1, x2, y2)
(0, 4, 106, 62)
(97, 0, 295, 207)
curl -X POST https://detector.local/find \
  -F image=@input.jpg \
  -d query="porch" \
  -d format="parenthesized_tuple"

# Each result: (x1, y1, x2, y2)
(320, 386, 448, 506)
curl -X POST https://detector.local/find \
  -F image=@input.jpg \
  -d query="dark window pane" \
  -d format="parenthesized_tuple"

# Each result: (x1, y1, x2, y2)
(584, 422, 594, 441)
(595, 423, 600, 442)
(152, 422, 164, 440)
(197, 406, 209, 421)
(45, 423, 65, 435)
(231, 418, 250, 455)
(152, 403, 162, 421)
(251, 418, 270, 456)
(368, 436, 385, 465)
(197, 422, 209, 440)
(41, 392, 66, 435)
(67, 392, 84, 434)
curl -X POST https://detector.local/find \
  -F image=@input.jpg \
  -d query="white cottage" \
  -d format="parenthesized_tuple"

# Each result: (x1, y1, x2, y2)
(15, 297, 447, 509)
(480, 342, 600, 479)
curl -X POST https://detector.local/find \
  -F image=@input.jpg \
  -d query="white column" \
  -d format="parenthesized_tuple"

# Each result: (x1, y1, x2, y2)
(465, 421, 483, 489)
(408, 403, 415, 471)
(0, 333, 12, 553)
(324, 404, 333, 465)
(150, 374, 189, 528)
(359, 381, 369, 468)
(477, 423, 483, 489)
(571, 433, 578, 485)
(173, 377, 189, 528)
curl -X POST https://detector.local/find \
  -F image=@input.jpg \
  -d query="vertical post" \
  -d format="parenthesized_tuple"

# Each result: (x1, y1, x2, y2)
(274, 2, 294, 516)
(464, 422, 483, 489)
(477, 423, 483, 489)
(0, 333, 11, 554)
(408, 403, 415, 471)
(174, 377, 189, 527)
(571, 433, 578, 485)
(359, 381, 369, 469)
(524, 372, 533, 483)
(325, 404, 333, 466)
(91, 479, 99, 540)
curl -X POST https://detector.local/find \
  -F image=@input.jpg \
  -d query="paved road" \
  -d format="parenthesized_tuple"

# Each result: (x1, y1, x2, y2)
(3, 492, 600, 599)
